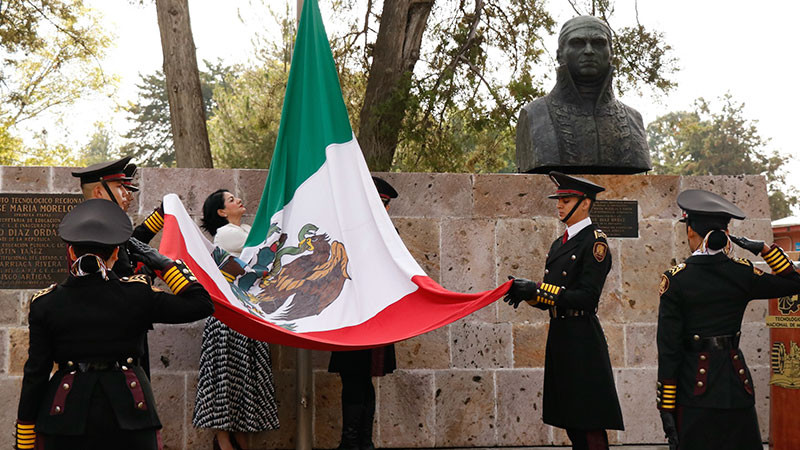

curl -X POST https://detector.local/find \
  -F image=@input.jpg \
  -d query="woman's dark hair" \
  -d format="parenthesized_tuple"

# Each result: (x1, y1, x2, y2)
(71, 244, 116, 260)
(201, 189, 230, 236)
(688, 215, 730, 251)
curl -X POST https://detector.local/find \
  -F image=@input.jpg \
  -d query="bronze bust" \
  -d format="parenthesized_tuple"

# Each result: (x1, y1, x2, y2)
(515, 16, 651, 174)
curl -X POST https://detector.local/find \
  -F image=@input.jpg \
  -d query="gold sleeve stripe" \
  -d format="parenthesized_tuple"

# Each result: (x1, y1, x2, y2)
(168, 278, 190, 294)
(163, 267, 181, 285)
(16, 424, 35, 430)
(222, 271, 235, 282)
(143, 213, 164, 233)
(772, 260, 791, 272)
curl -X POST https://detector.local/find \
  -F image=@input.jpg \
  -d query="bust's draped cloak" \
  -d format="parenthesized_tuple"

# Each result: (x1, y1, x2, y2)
(516, 65, 651, 174)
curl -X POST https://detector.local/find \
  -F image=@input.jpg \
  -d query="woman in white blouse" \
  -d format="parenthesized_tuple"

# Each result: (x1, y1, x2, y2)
(192, 189, 279, 450)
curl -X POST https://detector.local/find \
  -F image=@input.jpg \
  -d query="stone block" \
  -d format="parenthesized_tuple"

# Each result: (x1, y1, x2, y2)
(616, 368, 663, 444)
(626, 324, 657, 367)
(50, 167, 83, 194)
(378, 370, 435, 448)
(603, 323, 625, 368)
(495, 369, 548, 446)
(434, 370, 496, 447)
(584, 175, 681, 219)
(729, 218, 774, 247)
(671, 220, 691, 265)
(314, 371, 344, 449)
(395, 326, 450, 370)
(184, 373, 215, 450)
(149, 324, 204, 372)
(440, 218, 497, 295)
(378, 172, 473, 218)
(618, 220, 675, 323)
(19, 289, 38, 326)
(597, 246, 627, 324)
(744, 299, 768, 323)
(276, 345, 330, 371)
(2, 167, 48, 192)
(138, 168, 237, 215)
(495, 217, 560, 324)
(750, 365, 771, 440)
(394, 217, 441, 283)
(0, 377, 23, 448)
(236, 169, 268, 211)
(0, 291, 20, 325)
(8, 328, 28, 375)
(250, 369, 296, 449)
(150, 373, 186, 449)
(512, 323, 548, 368)
(680, 175, 770, 219)
(451, 320, 512, 369)
(473, 174, 553, 218)
(740, 322, 770, 367)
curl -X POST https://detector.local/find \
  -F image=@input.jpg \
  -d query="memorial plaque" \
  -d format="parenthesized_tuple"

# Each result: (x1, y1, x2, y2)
(590, 200, 638, 238)
(0, 193, 83, 289)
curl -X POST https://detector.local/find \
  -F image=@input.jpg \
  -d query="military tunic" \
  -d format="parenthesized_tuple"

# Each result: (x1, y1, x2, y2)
(657, 253, 800, 449)
(541, 223, 624, 431)
(17, 270, 213, 448)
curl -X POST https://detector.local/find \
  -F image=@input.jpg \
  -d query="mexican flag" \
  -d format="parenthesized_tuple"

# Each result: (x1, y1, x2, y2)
(159, 0, 510, 350)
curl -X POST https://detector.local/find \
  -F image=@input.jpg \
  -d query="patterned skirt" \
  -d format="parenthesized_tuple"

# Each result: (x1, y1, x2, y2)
(192, 317, 280, 432)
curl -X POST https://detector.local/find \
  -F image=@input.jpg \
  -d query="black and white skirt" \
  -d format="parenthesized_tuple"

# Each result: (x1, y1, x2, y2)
(192, 317, 280, 432)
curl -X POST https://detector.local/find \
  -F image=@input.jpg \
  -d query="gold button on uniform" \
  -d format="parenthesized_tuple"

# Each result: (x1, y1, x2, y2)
(562, 271, 567, 277)
(693, 335, 700, 341)
(67, 361, 74, 367)
(130, 381, 137, 388)
(700, 355, 707, 360)
(699, 368, 706, 374)
(739, 369, 745, 375)
(744, 379, 750, 384)
(127, 357, 134, 364)
(62, 383, 70, 390)
(55, 406, 61, 413)
(121, 366, 128, 371)
(697, 381, 704, 387)
(571, 255, 576, 260)
(733, 355, 739, 360)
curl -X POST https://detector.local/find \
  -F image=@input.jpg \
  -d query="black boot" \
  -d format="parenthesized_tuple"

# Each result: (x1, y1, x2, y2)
(337, 403, 361, 450)
(359, 401, 376, 450)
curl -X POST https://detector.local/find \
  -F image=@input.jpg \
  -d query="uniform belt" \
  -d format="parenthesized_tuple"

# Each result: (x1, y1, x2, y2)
(58, 358, 140, 372)
(549, 308, 588, 319)
(684, 334, 740, 351)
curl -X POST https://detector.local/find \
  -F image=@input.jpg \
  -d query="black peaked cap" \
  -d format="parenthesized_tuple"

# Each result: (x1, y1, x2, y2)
(547, 171, 605, 200)
(58, 199, 133, 246)
(372, 176, 398, 199)
(677, 189, 746, 222)
(71, 156, 133, 185)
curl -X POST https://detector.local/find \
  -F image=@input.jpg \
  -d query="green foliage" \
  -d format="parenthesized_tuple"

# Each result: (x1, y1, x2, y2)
(326, 0, 677, 172)
(120, 60, 237, 167)
(647, 94, 797, 220)
(83, 122, 118, 165)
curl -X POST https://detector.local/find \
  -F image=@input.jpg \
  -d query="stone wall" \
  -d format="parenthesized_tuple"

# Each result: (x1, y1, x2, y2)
(0, 167, 774, 449)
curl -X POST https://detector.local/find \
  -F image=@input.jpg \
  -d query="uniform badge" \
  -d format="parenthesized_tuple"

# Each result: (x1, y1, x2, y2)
(593, 242, 607, 262)
(659, 274, 669, 295)
(753, 266, 764, 276)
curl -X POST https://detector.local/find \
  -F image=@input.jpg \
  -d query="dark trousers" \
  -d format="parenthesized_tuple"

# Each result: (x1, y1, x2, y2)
(341, 372, 375, 406)
(678, 405, 762, 450)
(566, 429, 609, 450)
(41, 385, 160, 450)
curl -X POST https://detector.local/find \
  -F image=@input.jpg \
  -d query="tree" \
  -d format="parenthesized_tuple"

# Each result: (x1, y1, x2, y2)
(326, 0, 678, 172)
(0, 0, 114, 163)
(83, 122, 117, 165)
(154, 0, 213, 168)
(648, 94, 797, 220)
(120, 61, 236, 167)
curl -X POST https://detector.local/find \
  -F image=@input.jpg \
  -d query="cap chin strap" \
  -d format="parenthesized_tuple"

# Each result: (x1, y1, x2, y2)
(101, 180, 119, 206)
(561, 196, 587, 224)
(70, 254, 109, 280)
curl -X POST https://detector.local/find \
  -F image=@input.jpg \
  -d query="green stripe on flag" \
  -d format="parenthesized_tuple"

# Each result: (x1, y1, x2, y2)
(245, 0, 353, 248)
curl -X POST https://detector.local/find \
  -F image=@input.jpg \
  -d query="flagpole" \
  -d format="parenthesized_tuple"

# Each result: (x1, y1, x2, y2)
(294, 2, 312, 449)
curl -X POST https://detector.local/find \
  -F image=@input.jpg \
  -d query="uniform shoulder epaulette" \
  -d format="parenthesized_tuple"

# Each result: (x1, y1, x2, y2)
(31, 284, 56, 302)
(732, 257, 753, 267)
(665, 263, 686, 277)
(121, 274, 151, 285)
(593, 229, 608, 240)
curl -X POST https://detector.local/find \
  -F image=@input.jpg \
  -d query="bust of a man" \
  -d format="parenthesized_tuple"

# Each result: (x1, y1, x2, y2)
(515, 16, 651, 174)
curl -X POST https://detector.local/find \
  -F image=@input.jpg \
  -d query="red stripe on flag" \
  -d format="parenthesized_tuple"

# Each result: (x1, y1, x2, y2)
(160, 214, 511, 351)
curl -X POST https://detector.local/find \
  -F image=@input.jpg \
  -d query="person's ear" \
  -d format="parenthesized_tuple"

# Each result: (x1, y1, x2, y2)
(92, 184, 105, 200)
(217, 208, 227, 218)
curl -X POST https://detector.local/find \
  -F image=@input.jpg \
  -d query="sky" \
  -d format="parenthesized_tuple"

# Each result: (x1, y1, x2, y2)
(16, 0, 800, 210)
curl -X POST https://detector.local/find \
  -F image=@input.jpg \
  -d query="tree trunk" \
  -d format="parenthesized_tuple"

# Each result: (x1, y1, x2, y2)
(358, 0, 434, 171)
(155, 0, 213, 168)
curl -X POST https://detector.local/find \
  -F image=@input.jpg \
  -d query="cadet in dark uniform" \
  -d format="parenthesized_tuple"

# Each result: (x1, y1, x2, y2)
(14, 199, 214, 450)
(328, 177, 398, 450)
(656, 189, 800, 450)
(72, 157, 166, 377)
(504, 172, 624, 450)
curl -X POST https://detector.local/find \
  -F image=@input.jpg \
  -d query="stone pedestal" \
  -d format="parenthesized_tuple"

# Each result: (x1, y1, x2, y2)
(0, 167, 773, 448)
